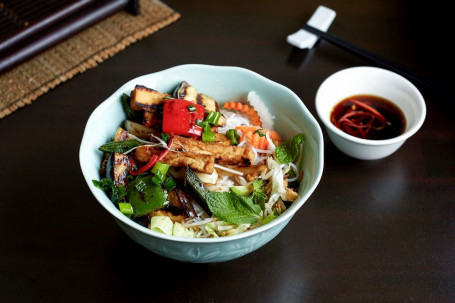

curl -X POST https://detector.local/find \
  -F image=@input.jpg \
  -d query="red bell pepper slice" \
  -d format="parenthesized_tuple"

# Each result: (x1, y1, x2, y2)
(162, 99, 204, 137)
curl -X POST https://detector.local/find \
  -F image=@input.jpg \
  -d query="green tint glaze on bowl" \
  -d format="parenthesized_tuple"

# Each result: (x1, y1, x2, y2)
(80, 64, 323, 263)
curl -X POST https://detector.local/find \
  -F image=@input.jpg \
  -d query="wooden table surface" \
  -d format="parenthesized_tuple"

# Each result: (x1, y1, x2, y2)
(1, 0, 453, 302)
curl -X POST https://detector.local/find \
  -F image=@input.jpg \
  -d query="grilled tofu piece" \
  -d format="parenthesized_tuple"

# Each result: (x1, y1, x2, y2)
(134, 145, 161, 163)
(173, 135, 254, 166)
(142, 109, 162, 128)
(213, 133, 231, 144)
(134, 145, 215, 174)
(162, 151, 215, 174)
(156, 151, 214, 174)
(130, 85, 170, 111)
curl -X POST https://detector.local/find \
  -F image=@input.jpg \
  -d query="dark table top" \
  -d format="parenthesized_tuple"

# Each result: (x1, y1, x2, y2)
(1, 0, 453, 302)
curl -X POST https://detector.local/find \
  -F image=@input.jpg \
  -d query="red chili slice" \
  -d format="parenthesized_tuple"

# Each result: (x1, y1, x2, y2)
(348, 99, 387, 127)
(129, 133, 174, 175)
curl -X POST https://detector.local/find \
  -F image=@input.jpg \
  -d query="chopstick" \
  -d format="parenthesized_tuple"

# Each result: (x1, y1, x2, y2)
(301, 23, 448, 97)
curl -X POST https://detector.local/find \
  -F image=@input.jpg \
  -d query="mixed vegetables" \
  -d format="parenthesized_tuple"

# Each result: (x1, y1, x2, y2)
(93, 81, 304, 238)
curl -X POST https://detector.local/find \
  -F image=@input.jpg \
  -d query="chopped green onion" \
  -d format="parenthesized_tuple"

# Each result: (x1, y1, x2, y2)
(119, 202, 134, 215)
(187, 105, 196, 112)
(195, 119, 204, 127)
(226, 129, 239, 145)
(202, 131, 215, 142)
(205, 111, 221, 125)
(202, 121, 211, 132)
(163, 177, 176, 190)
(163, 95, 173, 100)
(152, 162, 170, 182)
(151, 175, 162, 186)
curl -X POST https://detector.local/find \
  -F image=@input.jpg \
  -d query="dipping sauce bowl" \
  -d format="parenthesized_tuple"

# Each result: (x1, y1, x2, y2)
(315, 66, 426, 160)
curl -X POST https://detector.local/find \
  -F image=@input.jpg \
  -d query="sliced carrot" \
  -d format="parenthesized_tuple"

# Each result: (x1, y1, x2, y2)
(235, 125, 261, 134)
(267, 130, 281, 145)
(247, 132, 269, 150)
(222, 101, 262, 126)
(235, 126, 282, 149)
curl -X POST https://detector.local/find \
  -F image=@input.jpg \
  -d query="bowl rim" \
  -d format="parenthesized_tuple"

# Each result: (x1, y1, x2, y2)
(315, 66, 426, 146)
(79, 64, 324, 243)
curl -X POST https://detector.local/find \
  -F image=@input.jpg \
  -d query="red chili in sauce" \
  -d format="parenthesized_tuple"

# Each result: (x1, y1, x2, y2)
(330, 95, 406, 140)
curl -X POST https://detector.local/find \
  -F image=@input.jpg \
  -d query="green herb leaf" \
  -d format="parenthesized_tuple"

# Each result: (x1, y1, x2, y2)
(92, 178, 127, 204)
(98, 139, 142, 153)
(261, 213, 277, 225)
(251, 179, 267, 209)
(252, 179, 265, 191)
(274, 133, 305, 164)
(121, 93, 139, 120)
(206, 191, 261, 225)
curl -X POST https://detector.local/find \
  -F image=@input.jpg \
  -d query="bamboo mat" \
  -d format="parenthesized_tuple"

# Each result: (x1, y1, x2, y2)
(0, 0, 180, 119)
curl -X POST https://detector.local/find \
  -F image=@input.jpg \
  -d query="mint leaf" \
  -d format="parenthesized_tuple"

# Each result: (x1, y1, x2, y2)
(98, 139, 142, 153)
(274, 133, 304, 164)
(206, 191, 261, 225)
(261, 213, 277, 225)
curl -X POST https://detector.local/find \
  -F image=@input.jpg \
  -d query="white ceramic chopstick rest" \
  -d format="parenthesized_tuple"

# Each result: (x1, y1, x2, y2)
(287, 5, 336, 49)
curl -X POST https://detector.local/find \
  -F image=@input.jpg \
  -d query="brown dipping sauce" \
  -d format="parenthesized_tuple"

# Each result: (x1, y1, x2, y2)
(330, 95, 406, 140)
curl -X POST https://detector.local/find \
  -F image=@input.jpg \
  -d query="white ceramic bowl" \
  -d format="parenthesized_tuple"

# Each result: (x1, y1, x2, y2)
(315, 66, 426, 160)
(80, 64, 324, 263)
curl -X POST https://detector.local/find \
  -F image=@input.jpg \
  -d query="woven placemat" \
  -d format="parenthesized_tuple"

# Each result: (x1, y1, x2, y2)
(0, 0, 180, 119)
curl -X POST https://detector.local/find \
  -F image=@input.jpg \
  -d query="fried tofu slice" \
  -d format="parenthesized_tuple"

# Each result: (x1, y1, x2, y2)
(161, 151, 215, 174)
(133, 134, 252, 174)
(130, 85, 170, 111)
(142, 110, 162, 128)
(173, 135, 254, 166)
(134, 145, 215, 174)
